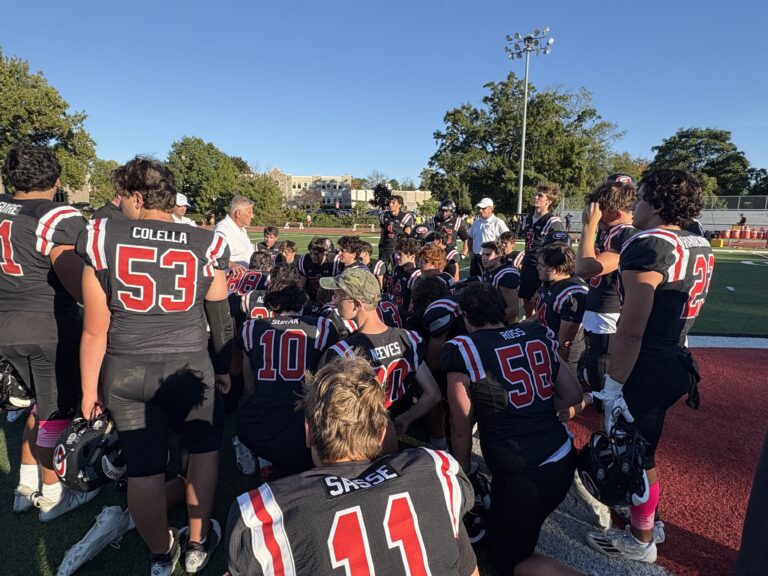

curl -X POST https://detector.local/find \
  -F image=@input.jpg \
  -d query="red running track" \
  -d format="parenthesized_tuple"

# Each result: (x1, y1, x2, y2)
(570, 348, 768, 576)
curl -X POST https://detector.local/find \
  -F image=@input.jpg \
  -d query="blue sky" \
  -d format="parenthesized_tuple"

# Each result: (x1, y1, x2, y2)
(3, 1, 765, 183)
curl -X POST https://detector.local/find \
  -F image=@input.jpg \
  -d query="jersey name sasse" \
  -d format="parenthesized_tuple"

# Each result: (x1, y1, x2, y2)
(322, 464, 400, 498)
(131, 226, 188, 244)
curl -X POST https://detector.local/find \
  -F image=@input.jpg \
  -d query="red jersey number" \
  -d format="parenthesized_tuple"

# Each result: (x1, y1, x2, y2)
(116, 245, 198, 313)
(328, 494, 429, 576)
(496, 340, 555, 409)
(0, 220, 23, 276)
(257, 329, 307, 381)
(682, 254, 715, 319)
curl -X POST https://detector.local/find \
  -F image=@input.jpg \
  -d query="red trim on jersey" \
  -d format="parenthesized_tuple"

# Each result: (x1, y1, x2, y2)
(87, 218, 107, 270)
(204, 233, 227, 277)
(604, 223, 633, 252)
(315, 317, 329, 350)
(553, 284, 589, 313)
(36, 206, 81, 256)
(622, 228, 687, 282)
(244, 486, 291, 576)
(452, 335, 485, 383)
(331, 340, 355, 358)
(425, 298, 458, 315)
(542, 216, 562, 235)
(424, 449, 462, 538)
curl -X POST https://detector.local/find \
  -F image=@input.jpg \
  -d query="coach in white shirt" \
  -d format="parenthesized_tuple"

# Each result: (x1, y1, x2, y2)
(214, 195, 255, 271)
(467, 197, 509, 276)
(171, 193, 197, 226)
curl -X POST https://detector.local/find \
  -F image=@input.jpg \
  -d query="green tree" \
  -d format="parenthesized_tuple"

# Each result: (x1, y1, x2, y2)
(89, 158, 119, 207)
(0, 50, 96, 191)
(648, 128, 750, 195)
(166, 136, 239, 214)
(229, 155, 252, 174)
(388, 178, 400, 190)
(748, 168, 768, 196)
(605, 152, 648, 183)
(416, 196, 440, 218)
(351, 177, 367, 189)
(427, 73, 621, 212)
(235, 173, 282, 221)
(369, 182, 391, 209)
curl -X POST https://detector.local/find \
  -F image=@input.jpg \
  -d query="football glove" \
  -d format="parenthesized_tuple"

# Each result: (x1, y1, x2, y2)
(590, 375, 633, 433)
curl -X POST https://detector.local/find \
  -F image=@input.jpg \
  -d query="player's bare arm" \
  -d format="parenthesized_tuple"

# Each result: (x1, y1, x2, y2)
(447, 371, 473, 472)
(575, 202, 606, 279)
(552, 357, 583, 413)
(394, 361, 441, 435)
(80, 265, 110, 418)
(557, 320, 581, 362)
(50, 244, 85, 304)
(426, 333, 448, 371)
(607, 270, 662, 383)
(499, 286, 519, 324)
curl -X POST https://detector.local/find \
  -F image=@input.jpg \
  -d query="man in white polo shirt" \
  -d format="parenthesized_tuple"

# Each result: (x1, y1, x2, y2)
(171, 193, 197, 226)
(214, 195, 254, 271)
(467, 197, 508, 276)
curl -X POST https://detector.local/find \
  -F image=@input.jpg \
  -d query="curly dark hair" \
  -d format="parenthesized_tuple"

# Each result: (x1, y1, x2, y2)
(539, 244, 575, 275)
(396, 237, 422, 256)
(111, 156, 176, 211)
(481, 240, 503, 256)
(638, 169, 703, 226)
(589, 180, 636, 213)
(270, 262, 301, 284)
(263, 225, 279, 237)
(499, 231, 516, 245)
(4, 145, 61, 192)
(457, 283, 506, 327)
(307, 237, 329, 252)
(359, 241, 373, 255)
(338, 235, 363, 256)
(265, 280, 308, 313)
(410, 275, 452, 315)
(433, 229, 450, 245)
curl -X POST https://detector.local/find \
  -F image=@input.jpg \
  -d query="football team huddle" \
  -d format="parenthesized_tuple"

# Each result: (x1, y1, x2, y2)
(0, 144, 714, 576)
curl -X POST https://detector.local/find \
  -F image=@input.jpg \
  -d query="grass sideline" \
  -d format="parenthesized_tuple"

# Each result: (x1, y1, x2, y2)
(0, 236, 764, 575)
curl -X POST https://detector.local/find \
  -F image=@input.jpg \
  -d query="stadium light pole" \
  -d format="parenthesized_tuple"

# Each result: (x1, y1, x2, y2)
(505, 28, 554, 215)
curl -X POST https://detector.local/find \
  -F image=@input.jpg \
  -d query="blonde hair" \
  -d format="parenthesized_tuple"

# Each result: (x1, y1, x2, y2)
(300, 355, 388, 463)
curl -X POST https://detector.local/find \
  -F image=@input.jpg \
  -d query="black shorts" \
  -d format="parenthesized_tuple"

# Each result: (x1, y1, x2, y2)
(102, 352, 224, 477)
(488, 447, 577, 572)
(518, 262, 541, 300)
(0, 340, 79, 422)
(236, 401, 312, 476)
(623, 348, 695, 468)
(585, 331, 612, 391)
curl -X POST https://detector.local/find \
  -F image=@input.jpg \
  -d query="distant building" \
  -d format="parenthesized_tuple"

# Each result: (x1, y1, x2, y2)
(342, 189, 432, 212)
(268, 167, 352, 207)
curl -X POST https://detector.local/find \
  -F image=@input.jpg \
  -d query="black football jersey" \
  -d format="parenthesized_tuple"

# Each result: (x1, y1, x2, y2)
(298, 254, 335, 302)
(536, 276, 589, 335)
(0, 198, 86, 315)
(413, 269, 455, 294)
(321, 328, 425, 410)
(226, 448, 476, 576)
(91, 201, 127, 221)
(432, 214, 469, 246)
(380, 210, 415, 247)
(585, 223, 636, 315)
(367, 259, 387, 278)
(502, 250, 525, 270)
(256, 241, 280, 260)
(377, 293, 403, 328)
(521, 212, 564, 266)
(441, 324, 568, 472)
(76, 218, 230, 354)
(226, 270, 271, 320)
(388, 263, 419, 312)
(619, 228, 714, 352)
(422, 297, 466, 340)
(444, 245, 462, 279)
(482, 264, 520, 291)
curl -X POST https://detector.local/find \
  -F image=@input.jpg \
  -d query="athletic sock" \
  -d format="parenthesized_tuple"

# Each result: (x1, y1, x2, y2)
(41, 481, 63, 503)
(630, 480, 660, 531)
(19, 463, 39, 490)
(429, 437, 448, 450)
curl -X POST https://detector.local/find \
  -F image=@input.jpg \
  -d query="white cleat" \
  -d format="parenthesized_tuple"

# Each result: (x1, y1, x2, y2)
(36, 486, 100, 523)
(13, 484, 36, 513)
(585, 525, 657, 563)
(57, 506, 135, 576)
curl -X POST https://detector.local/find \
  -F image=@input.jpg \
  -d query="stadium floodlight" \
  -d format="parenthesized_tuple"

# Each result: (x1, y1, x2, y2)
(504, 27, 555, 215)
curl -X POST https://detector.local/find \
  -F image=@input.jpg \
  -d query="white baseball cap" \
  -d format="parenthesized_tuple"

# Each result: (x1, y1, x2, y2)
(475, 197, 494, 209)
(176, 193, 191, 207)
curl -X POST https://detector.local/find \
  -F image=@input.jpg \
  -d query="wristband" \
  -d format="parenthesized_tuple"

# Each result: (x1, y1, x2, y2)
(603, 374, 624, 394)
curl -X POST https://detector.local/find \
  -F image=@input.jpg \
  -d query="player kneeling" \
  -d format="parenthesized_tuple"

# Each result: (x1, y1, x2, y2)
(225, 355, 479, 575)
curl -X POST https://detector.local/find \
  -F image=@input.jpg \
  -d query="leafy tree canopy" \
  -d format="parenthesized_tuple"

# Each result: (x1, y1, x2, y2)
(89, 158, 119, 208)
(648, 128, 750, 195)
(369, 182, 391, 209)
(166, 136, 239, 214)
(0, 50, 96, 191)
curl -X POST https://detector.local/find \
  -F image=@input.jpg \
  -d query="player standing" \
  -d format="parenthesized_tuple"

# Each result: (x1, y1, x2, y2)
(585, 169, 714, 563)
(0, 145, 94, 520)
(378, 195, 414, 269)
(77, 157, 233, 575)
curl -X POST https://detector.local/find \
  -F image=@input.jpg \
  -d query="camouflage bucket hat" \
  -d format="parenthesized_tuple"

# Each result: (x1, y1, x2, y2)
(319, 267, 381, 304)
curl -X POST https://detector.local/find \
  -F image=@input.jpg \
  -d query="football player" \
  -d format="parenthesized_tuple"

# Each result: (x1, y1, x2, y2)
(335, 235, 364, 272)
(77, 157, 233, 575)
(443, 282, 584, 576)
(415, 243, 455, 293)
(239, 280, 339, 480)
(433, 229, 463, 284)
(585, 169, 714, 563)
(575, 177, 636, 394)
(432, 199, 470, 255)
(387, 236, 422, 313)
(225, 354, 479, 576)
(297, 236, 335, 303)
(359, 240, 387, 288)
(480, 240, 520, 324)
(499, 230, 524, 269)
(274, 239, 297, 266)
(255, 225, 280, 260)
(519, 183, 565, 317)
(0, 145, 94, 520)
(532, 243, 589, 369)
(378, 195, 414, 270)
(318, 267, 440, 451)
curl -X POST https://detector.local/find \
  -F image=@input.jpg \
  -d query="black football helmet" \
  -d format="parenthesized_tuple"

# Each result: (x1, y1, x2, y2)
(53, 412, 126, 492)
(577, 418, 650, 507)
(439, 199, 456, 214)
(0, 359, 35, 411)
